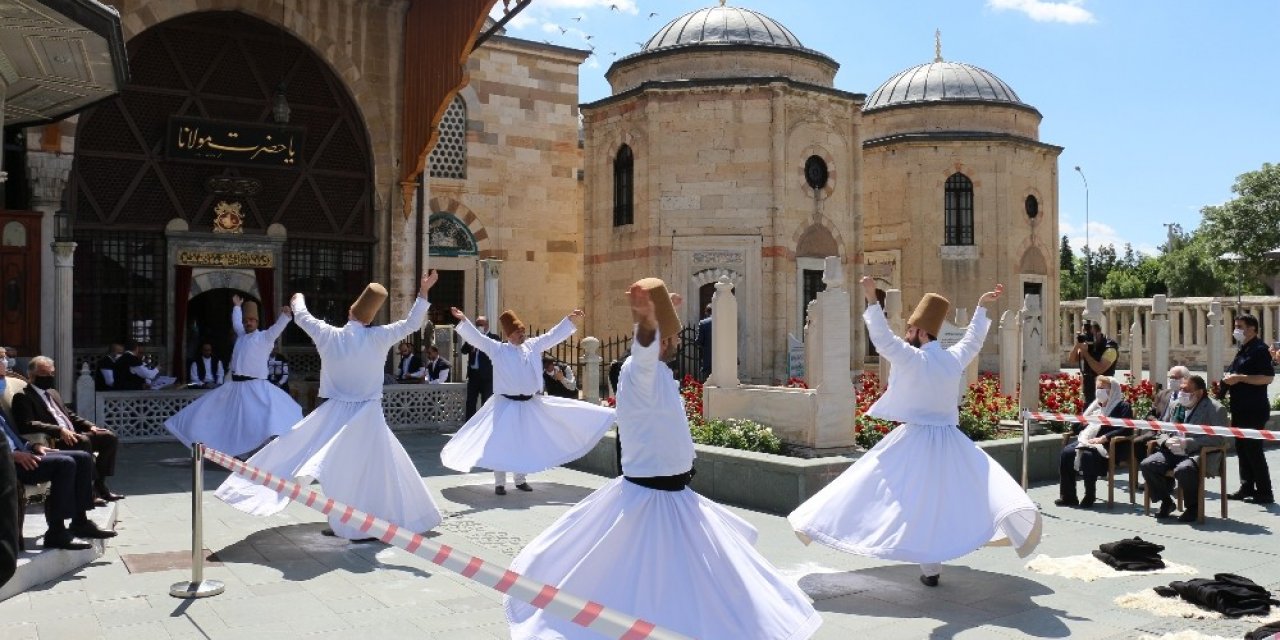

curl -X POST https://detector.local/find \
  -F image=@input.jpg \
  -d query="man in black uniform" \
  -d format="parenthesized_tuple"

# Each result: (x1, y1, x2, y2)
(461, 316, 498, 417)
(1222, 313, 1275, 504)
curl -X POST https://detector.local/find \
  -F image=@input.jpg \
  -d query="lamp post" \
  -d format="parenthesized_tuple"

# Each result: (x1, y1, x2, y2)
(1074, 166, 1090, 298)
(52, 209, 77, 397)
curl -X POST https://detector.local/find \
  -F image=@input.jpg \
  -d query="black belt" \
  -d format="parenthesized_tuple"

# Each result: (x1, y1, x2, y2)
(625, 468, 696, 491)
(231, 374, 258, 382)
(501, 394, 534, 402)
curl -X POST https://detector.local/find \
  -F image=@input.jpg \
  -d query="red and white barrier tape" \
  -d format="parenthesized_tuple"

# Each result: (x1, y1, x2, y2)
(201, 446, 692, 640)
(1022, 411, 1277, 441)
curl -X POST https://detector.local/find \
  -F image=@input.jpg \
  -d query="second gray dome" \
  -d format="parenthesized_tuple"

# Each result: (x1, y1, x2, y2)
(642, 5, 804, 52)
(864, 61, 1026, 111)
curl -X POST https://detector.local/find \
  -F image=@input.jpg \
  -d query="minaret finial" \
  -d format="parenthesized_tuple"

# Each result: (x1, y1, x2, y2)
(719, 0, 727, 6)
(934, 29, 942, 62)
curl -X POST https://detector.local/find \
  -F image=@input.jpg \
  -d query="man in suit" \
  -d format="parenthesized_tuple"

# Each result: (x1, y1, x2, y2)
(424, 346, 451, 384)
(396, 342, 426, 383)
(12, 356, 123, 503)
(1140, 374, 1228, 522)
(188, 343, 225, 388)
(113, 341, 159, 391)
(461, 315, 498, 417)
(95, 343, 124, 391)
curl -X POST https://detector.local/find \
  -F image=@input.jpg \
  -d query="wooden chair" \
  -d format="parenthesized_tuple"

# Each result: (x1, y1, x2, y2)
(1062, 431, 1136, 507)
(1142, 440, 1229, 523)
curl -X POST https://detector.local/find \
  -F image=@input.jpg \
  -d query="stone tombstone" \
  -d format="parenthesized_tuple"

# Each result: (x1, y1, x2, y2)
(707, 275, 740, 388)
(787, 333, 804, 381)
(1150, 295, 1170, 389)
(814, 256, 852, 398)
(804, 299, 823, 389)
(1206, 301, 1224, 385)
(581, 336, 602, 404)
(1019, 294, 1043, 412)
(999, 309, 1020, 398)
(1129, 315, 1145, 383)
(75, 362, 96, 423)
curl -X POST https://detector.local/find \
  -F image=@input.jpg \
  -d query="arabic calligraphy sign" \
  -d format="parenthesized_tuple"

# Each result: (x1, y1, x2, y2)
(176, 250, 274, 268)
(167, 116, 304, 168)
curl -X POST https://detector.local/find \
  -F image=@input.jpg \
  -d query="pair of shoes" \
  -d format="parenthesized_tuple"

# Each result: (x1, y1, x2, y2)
(43, 532, 92, 551)
(495, 486, 507, 496)
(1080, 497, 1096, 509)
(514, 483, 533, 492)
(100, 492, 126, 502)
(1054, 497, 1079, 507)
(68, 521, 117, 539)
(1228, 489, 1256, 501)
(919, 574, 939, 587)
(1155, 499, 1176, 519)
(1177, 510, 1199, 523)
(1244, 495, 1276, 505)
(93, 498, 108, 508)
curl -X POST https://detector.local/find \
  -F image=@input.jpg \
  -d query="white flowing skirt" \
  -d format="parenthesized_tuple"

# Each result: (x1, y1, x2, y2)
(164, 379, 302, 456)
(213, 398, 442, 539)
(506, 477, 822, 640)
(788, 422, 1042, 564)
(441, 394, 615, 474)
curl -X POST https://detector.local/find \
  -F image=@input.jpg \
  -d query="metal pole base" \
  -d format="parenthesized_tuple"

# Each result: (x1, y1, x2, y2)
(170, 579, 225, 599)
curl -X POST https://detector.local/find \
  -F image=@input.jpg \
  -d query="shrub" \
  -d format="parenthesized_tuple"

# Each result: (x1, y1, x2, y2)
(690, 418, 783, 454)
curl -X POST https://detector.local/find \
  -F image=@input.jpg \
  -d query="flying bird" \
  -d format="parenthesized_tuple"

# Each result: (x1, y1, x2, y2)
(609, 51, 617, 56)
(558, 26, 567, 33)
(584, 34, 594, 40)
(634, 41, 645, 47)
(609, 4, 620, 11)
(571, 15, 583, 22)
(648, 12, 659, 18)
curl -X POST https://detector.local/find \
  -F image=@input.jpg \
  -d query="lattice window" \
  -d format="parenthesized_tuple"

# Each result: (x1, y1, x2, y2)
(428, 213, 478, 256)
(382, 383, 468, 430)
(613, 145, 634, 227)
(944, 172, 974, 246)
(73, 231, 167, 347)
(283, 239, 372, 344)
(428, 96, 467, 179)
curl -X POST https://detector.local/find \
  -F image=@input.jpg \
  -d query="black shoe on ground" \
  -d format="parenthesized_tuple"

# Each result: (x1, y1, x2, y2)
(1155, 499, 1176, 519)
(1244, 495, 1275, 505)
(1080, 496, 1096, 509)
(1053, 497, 1079, 507)
(495, 486, 506, 496)
(43, 532, 93, 550)
(1136, 484, 1145, 494)
(1177, 510, 1199, 523)
(68, 521, 117, 539)
(1228, 489, 1256, 501)
(919, 574, 939, 587)
(321, 528, 336, 537)
(514, 483, 533, 492)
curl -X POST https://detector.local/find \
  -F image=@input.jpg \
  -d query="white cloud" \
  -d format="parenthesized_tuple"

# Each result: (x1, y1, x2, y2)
(987, 0, 1096, 24)
(526, 0, 637, 13)
(1059, 220, 1156, 256)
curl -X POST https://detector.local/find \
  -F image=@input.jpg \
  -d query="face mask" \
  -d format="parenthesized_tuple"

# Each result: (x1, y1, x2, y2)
(1095, 389, 1109, 404)
(1166, 378, 1179, 392)
(32, 375, 56, 390)
(1178, 393, 1196, 408)
(1233, 328, 1246, 343)
(3, 358, 13, 369)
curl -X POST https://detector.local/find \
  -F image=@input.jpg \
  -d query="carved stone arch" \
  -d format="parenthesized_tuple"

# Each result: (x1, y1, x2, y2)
(789, 218, 845, 257)
(428, 196, 492, 253)
(691, 267, 743, 290)
(188, 269, 259, 300)
(1019, 245, 1049, 275)
(796, 224, 840, 259)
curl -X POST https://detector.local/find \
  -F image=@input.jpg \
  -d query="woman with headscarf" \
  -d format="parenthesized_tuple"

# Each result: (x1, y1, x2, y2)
(1055, 375, 1134, 508)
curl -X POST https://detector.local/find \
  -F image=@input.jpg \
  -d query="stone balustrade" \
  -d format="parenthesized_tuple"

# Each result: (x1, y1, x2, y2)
(1059, 295, 1280, 369)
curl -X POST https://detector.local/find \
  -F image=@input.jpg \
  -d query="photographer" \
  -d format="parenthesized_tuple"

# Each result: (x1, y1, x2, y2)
(1068, 321, 1118, 408)
(542, 355, 577, 399)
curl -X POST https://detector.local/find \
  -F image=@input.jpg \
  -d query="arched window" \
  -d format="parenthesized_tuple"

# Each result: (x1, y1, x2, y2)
(428, 213, 479, 256)
(429, 96, 467, 179)
(613, 144, 634, 227)
(944, 173, 974, 246)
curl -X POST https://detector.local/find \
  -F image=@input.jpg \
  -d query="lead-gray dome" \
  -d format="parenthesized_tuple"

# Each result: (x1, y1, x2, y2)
(642, 5, 804, 52)
(864, 61, 1027, 111)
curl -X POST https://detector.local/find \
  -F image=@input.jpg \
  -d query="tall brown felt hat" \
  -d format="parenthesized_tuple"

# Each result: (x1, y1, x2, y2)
(908, 293, 950, 337)
(242, 300, 260, 321)
(634, 277, 682, 340)
(350, 283, 387, 325)
(499, 310, 525, 337)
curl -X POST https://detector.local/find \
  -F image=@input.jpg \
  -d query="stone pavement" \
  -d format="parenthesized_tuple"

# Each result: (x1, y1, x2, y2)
(1, 434, 1278, 639)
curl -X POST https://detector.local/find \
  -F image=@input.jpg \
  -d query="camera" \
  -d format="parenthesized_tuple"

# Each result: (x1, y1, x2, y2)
(1076, 333, 1092, 344)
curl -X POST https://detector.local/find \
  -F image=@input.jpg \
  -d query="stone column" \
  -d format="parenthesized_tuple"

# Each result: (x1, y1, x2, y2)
(999, 309, 1019, 398)
(582, 336, 601, 404)
(1206, 301, 1224, 386)
(706, 276, 739, 388)
(75, 363, 96, 422)
(1150, 295, 1170, 387)
(1129, 315, 1144, 382)
(1019, 294, 1043, 413)
(480, 258, 502, 325)
(879, 289, 904, 392)
(52, 241, 76, 398)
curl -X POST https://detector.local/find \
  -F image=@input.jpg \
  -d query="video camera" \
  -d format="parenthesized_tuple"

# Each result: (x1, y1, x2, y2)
(1076, 332, 1092, 344)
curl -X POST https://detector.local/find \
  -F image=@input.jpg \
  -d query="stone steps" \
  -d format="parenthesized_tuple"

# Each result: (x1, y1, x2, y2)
(0, 501, 118, 602)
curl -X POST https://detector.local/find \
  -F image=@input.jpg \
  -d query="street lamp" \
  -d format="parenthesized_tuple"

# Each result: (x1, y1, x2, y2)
(1074, 166, 1090, 298)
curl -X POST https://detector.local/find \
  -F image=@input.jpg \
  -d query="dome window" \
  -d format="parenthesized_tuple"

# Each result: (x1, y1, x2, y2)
(1025, 195, 1039, 219)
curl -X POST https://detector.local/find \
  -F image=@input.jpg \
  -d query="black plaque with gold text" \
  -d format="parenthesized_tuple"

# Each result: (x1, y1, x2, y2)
(167, 116, 304, 168)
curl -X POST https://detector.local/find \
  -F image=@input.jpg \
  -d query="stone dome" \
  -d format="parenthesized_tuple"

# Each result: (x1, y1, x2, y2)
(864, 60, 1028, 111)
(641, 4, 804, 53)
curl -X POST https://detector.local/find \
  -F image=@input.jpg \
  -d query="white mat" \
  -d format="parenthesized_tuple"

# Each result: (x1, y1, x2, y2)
(1025, 553, 1198, 581)
(1116, 588, 1280, 623)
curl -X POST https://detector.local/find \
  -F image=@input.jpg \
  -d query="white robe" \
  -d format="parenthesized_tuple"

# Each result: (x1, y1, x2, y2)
(164, 309, 301, 455)
(440, 317, 615, 474)
(506, 331, 821, 640)
(214, 296, 442, 540)
(788, 303, 1042, 564)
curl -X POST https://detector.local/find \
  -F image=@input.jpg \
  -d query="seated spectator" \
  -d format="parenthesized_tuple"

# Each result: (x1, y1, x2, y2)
(542, 356, 578, 399)
(114, 341, 159, 391)
(396, 342, 426, 383)
(424, 346, 451, 384)
(1, 405, 116, 550)
(1140, 375, 1228, 522)
(188, 343, 225, 388)
(96, 342, 124, 391)
(1135, 365, 1190, 494)
(12, 356, 124, 503)
(1056, 376, 1133, 508)
(0, 347, 23, 382)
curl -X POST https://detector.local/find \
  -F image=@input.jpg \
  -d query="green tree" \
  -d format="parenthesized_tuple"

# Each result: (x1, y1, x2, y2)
(1200, 162, 1280, 285)
(1059, 235, 1075, 274)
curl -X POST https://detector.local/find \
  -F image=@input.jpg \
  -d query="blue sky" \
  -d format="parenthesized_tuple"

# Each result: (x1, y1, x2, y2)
(492, 0, 1280, 256)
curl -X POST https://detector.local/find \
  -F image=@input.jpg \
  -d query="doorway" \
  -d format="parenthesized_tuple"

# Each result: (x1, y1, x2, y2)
(429, 270, 465, 328)
(185, 289, 256, 373)
(0, 213, 40, 357)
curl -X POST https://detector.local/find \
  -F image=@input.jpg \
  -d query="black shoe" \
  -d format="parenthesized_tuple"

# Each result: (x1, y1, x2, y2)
(68, 521, 117, 539)
(1155, 500, 1176, 519)
(43, 532, 92, 551)
(495, 486, 506, 496)
(1177, 510, 1199, 523)
(1136, 484, 1146, 494)
(514, 483, 533, 492)
(919, 574, 939, 587)
(1054, 497, 1079, 507)
(1080, 496, 1096, 509)
(1244, 495, 1276, 505)
(1228, 489, 1256, 501)
(101, 492, 126, 502)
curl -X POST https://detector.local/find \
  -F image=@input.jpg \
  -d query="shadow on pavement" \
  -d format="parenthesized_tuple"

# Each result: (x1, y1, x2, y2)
(210, 522, 434, 582)
(440, 482, 594, 518)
